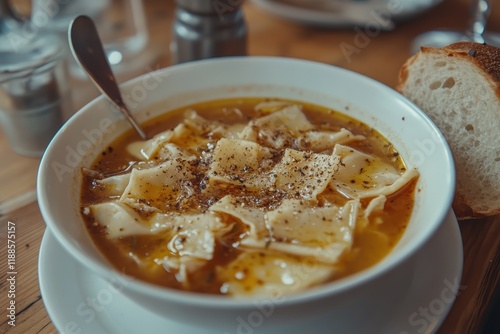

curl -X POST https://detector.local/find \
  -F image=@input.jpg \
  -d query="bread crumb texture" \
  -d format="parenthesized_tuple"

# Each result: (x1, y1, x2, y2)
(398, 42, 500, 219)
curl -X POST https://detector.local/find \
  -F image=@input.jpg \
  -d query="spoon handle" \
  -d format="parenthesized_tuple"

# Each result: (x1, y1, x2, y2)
(69, 15, 148, 140)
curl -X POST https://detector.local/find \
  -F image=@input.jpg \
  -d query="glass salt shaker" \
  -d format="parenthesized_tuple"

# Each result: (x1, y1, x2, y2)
(171, 0, 247, 63)
(0, 5, 70, 157)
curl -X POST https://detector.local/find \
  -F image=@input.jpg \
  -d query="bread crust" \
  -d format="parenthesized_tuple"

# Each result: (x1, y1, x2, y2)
(398, 42, 500, 96)
(398, 42, 500, 220)
(444, 42, 500, 87)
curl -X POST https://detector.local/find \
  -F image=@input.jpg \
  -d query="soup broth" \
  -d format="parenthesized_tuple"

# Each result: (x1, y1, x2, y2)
(80, 98, 418, 297)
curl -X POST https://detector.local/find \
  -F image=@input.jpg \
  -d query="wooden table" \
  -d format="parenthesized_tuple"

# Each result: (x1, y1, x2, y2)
(1, 0, 499, 333)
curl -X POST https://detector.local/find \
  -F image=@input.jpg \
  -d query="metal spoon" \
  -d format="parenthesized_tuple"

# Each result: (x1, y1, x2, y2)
(69, 15, 148, 140)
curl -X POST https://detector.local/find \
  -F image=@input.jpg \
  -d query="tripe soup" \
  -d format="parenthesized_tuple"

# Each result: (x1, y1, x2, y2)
(80, 98, 418, 297)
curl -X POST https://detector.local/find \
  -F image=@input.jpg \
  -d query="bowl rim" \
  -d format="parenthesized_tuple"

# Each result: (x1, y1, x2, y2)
(38, 55, 456, 307)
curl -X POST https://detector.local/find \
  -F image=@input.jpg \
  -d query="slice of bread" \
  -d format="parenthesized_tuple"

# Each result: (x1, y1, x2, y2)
(398, 42, 500, 220)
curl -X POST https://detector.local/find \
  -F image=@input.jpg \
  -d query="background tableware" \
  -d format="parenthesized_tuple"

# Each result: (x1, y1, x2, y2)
(251, 0, 444, 29)
(0, 2, 70, 157)
(411, 0, 499, 53)
(32, 0, 149, 77)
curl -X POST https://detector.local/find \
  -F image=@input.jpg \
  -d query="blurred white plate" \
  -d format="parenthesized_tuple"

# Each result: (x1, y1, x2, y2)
(252, 0, 443, 30)
(39, 209, 462, 334)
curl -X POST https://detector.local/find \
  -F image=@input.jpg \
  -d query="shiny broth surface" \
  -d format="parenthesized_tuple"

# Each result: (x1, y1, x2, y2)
(80, 98, 417, 296)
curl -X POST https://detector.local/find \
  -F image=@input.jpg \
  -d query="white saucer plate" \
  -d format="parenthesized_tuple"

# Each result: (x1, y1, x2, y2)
(251, 0, 443, 29)
(39, 209, 462, 334)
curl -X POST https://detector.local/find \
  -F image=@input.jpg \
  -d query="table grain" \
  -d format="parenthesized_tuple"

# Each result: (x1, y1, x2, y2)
(1, 0, 499, 333)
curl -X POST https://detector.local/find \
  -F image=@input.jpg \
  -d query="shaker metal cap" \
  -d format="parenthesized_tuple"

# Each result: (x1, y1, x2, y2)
(175, 0, 243, 14)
